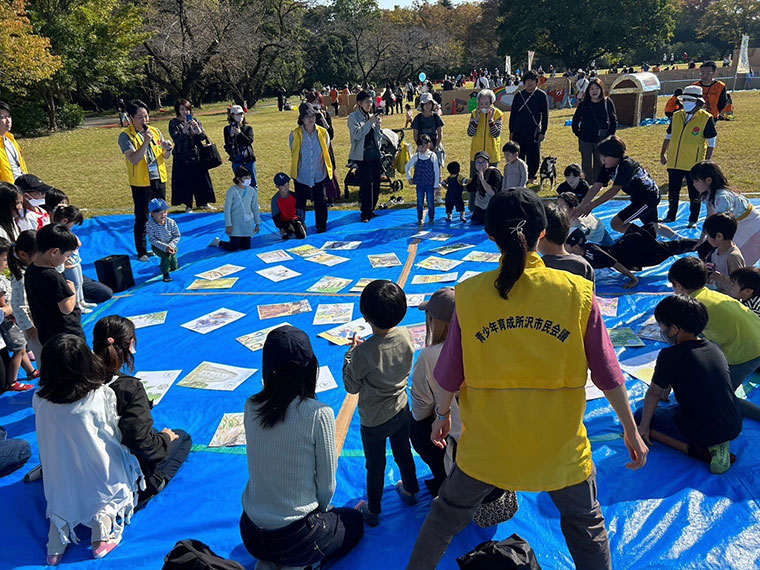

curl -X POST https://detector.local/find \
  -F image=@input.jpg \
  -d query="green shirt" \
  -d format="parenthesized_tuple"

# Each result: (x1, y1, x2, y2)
(693, 287, 760, 365)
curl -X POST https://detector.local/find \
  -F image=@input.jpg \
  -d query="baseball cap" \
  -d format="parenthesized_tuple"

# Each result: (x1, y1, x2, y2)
(566, 228, 587, 247)
(273, 172, 290, 187)
(229, 105, 245, 115)
(485, 188, 547, 243)
(473, 151, 490, 163)
(262, 325, 316, 374)
(148, 198, 169, 212)
(419, 287, 455, 323)
(14, 174, 54, 194)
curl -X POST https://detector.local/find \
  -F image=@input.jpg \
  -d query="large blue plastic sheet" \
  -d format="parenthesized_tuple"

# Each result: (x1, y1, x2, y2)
(1, 200, 759, 570)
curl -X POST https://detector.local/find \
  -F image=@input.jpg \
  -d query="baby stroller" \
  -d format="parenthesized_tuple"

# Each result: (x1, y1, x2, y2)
(344, 128, 406, 198)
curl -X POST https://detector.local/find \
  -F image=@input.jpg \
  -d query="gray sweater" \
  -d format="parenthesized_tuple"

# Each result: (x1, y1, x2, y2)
(347, 108, 383, 162)
(242, 397, 336, 529)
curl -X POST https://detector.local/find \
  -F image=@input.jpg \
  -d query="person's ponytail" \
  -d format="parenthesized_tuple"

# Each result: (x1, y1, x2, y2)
(493, 221, 528, 300)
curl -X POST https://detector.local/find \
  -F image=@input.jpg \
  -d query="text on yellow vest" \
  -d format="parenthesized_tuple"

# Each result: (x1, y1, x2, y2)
(469, 107, 503, 161)
(122, 124, 168, 186)
(290, 125, 333, 181)
(666, 109, 711, 171)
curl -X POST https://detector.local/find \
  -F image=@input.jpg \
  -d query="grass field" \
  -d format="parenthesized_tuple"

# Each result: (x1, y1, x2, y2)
(19, 90, 760, 216)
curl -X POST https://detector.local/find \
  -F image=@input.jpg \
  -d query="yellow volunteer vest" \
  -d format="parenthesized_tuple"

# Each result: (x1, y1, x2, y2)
(693, 287, 760, 365)
(666, 109, 712, 171)
(469, 108, 503, 161)
(0, 133, 28, 183)
(122, 124, 168, 186)
(290, 125, 333, 182)
(455, 252, 595, 492)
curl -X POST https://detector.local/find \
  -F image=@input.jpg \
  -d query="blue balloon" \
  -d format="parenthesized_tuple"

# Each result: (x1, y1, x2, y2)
(418, 72, 427, 82)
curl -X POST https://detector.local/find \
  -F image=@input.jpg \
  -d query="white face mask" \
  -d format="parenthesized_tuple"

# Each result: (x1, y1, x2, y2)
(129, 340, 137, 355)
(241, 179, 251, 187)
(29, 198, 45, 207)
(682, 100, 697, 112)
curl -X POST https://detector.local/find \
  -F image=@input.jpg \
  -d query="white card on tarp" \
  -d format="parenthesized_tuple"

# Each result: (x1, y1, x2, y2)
(317, 366, 339, 393)
(135, 370, 182, 405)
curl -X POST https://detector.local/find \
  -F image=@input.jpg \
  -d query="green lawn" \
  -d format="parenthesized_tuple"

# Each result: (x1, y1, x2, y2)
(19, 90, 760, 217)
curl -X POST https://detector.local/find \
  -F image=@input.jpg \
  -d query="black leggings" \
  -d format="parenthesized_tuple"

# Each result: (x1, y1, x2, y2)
(410, 415, 447, 496)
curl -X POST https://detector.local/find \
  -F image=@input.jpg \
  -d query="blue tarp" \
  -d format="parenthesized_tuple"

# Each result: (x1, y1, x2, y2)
(1, 201, 759, 570)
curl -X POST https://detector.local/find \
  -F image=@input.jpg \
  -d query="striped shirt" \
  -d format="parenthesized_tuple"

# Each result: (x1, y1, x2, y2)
(145, 216, 180, 252)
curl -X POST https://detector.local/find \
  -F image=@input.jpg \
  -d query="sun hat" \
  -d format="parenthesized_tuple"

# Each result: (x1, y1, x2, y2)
(678, 85, 705, 103)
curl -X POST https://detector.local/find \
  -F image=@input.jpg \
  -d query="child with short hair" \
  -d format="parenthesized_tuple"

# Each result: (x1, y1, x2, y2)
(53, 205, 95, 313)
(0, 237, 33, 391)
(703, 213, 745, 294)
(729, 267, 760, 317)
(441, 162, 467, 223)
(539, 202, 595, 282)
(210, 165, 261, 251)
(145, 198, 180, 282)
(8, 230, 43, 367)
(343, 280, 418, 526)
(668, 257, 760, 421)
(500, 141, 528, 190)
(24, 223, 83, 346)
(404, 104, 414, 129)
(635, 295, 741, 474)
(557, 191, 612, 245)
(34, 334, 143, 565)
(406, 134, 440, 228)
(14, 174, 52, 231)
(555, 163, 591, 199)
(270, 173, 307, 240)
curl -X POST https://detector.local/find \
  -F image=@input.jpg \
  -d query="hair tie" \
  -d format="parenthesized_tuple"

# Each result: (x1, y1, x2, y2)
(508, 219, 526, 235)
(107, 337, 115, 345)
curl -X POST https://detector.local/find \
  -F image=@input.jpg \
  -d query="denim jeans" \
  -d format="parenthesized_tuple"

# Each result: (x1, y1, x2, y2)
(63, 265, 84, 304)
(0, 427, 31, 477)
(416, 186, 435, 223)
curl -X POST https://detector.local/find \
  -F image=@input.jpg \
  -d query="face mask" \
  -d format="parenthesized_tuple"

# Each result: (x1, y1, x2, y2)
(682, 101, 697, 112)
(242, 179, 251, 187)
(29, 198, 45, 207)
(660, 328, 677, 346)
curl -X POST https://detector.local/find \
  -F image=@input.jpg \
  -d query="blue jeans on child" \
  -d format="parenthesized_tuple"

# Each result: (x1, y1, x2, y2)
(729, 356, 760, 421)
(417, 186, 435, 223)
(0, 427, 31, 477)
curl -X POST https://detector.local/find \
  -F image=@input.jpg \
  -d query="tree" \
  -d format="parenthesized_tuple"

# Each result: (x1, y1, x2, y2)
(498, 0, 676, 69)
(0, 0, 61, 94)
(333, 0, 390, 84)
(700, 0, 760, 45)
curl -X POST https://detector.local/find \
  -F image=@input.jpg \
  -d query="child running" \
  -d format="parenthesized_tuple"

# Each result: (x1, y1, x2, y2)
(210, 165, 260, 251)
(440, 162, 467, 223)
(343, 280, 418, 526)
(145, 198, 180, 282)
(406, 134, 440, 229)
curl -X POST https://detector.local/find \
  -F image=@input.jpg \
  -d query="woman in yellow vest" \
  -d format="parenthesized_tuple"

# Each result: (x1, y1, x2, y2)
(406, 189, 648, 570)
(117, 99, 173, 262)
(0, 102, 28, 184)
(289, 103, 333, 233)
(659, 85, 717, 228)
(466, 89, 502, 179)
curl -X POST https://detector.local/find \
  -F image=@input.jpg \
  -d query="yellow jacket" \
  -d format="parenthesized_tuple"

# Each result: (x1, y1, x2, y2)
(0, 133, 27, 183)
(666, 109, 712, 171)
(469, 108, 503, 161)
(290, 125, 333, 181)
(121, 124, 168, 186)
(455, 252, 594, 492)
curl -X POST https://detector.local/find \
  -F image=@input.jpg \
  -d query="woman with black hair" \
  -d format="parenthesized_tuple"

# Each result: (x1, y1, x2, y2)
(571, 78, 617, 184)
(406, 189, 648, 570)
(240, 325, 363, 569)
(0, 182, 23, 241)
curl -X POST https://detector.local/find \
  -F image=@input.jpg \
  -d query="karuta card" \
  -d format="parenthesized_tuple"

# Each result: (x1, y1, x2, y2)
(458, 271, 482, 283)
(256, 265, 301, 282)
(257, 300, 312, 320)
(413, 231, 452, 241)
(307, 276, 353, 294)
(180, 308, 245, 335)
(195, 264, 245, 281)
(236, 322, 292, 352)
(187, 277, 238, 290)
(405, 294, 425, 307)
(431, 243, 475, 256)
(415, 256, 464, 272)
(316, 366, 339, 393)
(126, 311, 168, 329)
(313, 303, 354, 325)
(208, 413, 246, 447)
(462, 251, 501, 263)
(637, 316, 661, 342)
(597, 297, 619, 318)
(405, 323, 427, 351)
(368, 253, 402, 268)
(178, 361, 257, 391)
(620, 351, 659, 384)
(136, 370, 182, 405)
(287, 244, 321, 258)
(608, 327, 646, 348)
(411, 272, 458, 285)
(350, 278, 374, 292)
(304, 252, 350, 267)
(322, 241, 361, 250)
(257, 250, 293, 264)
(318, 317, 373, 346)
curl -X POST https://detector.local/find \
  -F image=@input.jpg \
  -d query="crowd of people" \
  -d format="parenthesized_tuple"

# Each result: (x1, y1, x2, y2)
(0, 56, 757, 569)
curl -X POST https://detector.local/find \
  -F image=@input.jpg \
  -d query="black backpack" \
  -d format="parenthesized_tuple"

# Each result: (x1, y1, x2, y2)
(456, 534, 542, 569)
(163, 539, 245, 570)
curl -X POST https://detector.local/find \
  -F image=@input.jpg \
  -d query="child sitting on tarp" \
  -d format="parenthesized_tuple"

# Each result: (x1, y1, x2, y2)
(555, 163, 590, 200)
(270, 173, 306, 240)
(565, 223, 698, 289)
(664, 88, 683, 118)
(729, 267, 760, 318)
(635, 295, 742, 474)
(703, 213, 745, 294)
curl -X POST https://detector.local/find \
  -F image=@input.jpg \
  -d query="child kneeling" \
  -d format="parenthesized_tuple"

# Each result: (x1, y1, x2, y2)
(270, 173, 306, 240)
(635, 295, 742, 474)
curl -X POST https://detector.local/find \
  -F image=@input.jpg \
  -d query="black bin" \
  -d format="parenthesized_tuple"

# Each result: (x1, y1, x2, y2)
(94, 254, 135, 293)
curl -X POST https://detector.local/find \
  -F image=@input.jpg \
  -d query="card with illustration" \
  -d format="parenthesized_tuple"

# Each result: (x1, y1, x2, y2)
(431, 243, 475, 256)
(458, 271, 482, 283)
(406, 294, 425, 307)
(413, 231, 452, 241)
(350, 278, 374, 292)
(304, 252, 350, 267)
(620, 350, 660, 384)
(597, 297, 619, 318)
(180, 308, 245, 335)
(256, 265, 301, 282)
(287, 244, 321, 258)
(313, 303, 354, 325)
(257, 300, 312, 320)
(318, 317, 373, 346)
(195, 264, 245, 281)
(178, 361, 257, 391)
(236, 322, 292, 352)
(411, 272, 458, 285)
(368, 253, 402, 268)
(136, 370, 182, 405)
(257, 250, 293, 264)
(416, 256, 464, 272)
(637, 316, 662, 342)
(127, 311, 168, 329)
(317, 366, 339, 393)
(462, 251, 501, 263)
(208, 413, 246, 447)
(608, 327, 646, 348)
(187, 277, 238, 290)
(322, 241, 361, 250)
(307, 276, 353, 294)
(405, 323, 427, 351)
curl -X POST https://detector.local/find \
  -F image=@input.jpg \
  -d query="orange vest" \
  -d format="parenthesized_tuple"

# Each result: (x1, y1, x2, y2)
(693, 80, 726, 119)
(664, 96, 682, 116)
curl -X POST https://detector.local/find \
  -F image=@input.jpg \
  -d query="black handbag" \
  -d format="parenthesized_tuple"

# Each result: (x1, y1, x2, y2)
(198, 140, 223, 170)
(457, 534, 542, 569)
(163, 539, 244, 570)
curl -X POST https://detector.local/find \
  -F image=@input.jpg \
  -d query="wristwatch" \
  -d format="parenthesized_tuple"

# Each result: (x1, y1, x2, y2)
(435, 405, 451, 421)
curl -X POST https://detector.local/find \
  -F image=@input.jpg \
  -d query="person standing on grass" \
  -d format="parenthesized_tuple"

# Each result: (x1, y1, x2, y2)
(693, 62, 728, 121)
(572, 78, 617, 185)
(467, 90, 502, 179)
(508, 71, 549, 184)
(223, 105, 257, 187)
(348, 91, 383, 223)
(0, 102, 27, 184)
(117, 99, 173, 263)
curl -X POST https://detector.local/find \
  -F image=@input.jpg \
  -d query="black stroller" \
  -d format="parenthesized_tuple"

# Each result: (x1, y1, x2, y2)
(343, 128, 405, 198)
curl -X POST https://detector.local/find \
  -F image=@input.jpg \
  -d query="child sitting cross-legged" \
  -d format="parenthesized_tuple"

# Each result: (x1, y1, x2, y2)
(343, 280, 419, 526)
(270, 173, 306, 240)
(729, 267, 760, 318)
(635, 295, 742, 474)
(703, 212, 745, 294)
(145, 198, 180, 282)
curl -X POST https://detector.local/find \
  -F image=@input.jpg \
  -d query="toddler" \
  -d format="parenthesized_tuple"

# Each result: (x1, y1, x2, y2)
(405, 134, 440, 228)
(501, 141, 528, 190)
(270, 173, 306, 240)
(404, 104, 414, 129)
(555, 163, 591, 200)
(441, 162, 467, 223)
(210, 165, 261, 251)
(145, 198, 180, 282)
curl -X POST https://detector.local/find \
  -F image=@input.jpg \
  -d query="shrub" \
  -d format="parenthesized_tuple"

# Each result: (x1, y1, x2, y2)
(56, 103, 85, 130)
(10, 103, 47, 136)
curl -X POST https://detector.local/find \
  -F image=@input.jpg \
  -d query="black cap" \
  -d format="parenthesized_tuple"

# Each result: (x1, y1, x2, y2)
(273, 172, 290, 186)
(473, 151, 490, 163)
(485, 188, 547, 243)
(14, 174, 54, 194)
(298, 102, 318, 123)
(566, 228, 587, 247)
(262, 325, 315, 374)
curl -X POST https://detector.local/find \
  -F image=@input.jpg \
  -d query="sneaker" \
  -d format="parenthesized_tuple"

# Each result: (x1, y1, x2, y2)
(81, 301, 97, 309)
(708, 441, 731, 474)
(201, 204, 217, 211)
(185, 207, 193, 214)
(446, 214, 452, 222)
(24, 369, 39, 381)
(137, 255, 149, 262)
(92, 534, 122, 559)
(209, 237, 221, 247)
(686, 221, 697, 229)
(46, 553, 64, 566)
(355, 500, 379, 527)
(162, 275, 172, 282)
(147, 251, 156, 257)
(459, 213, 467, 223)
(8, 381, 33, 391)
(396, 481, 418, 506)
(659, 216, 675, 223)
(80, 306, 92, 314)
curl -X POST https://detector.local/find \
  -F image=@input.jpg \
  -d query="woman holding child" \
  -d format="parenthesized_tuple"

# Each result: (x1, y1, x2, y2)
(406, 189, 648, 570)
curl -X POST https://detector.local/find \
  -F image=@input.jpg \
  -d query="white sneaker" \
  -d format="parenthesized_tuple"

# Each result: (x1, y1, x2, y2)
(79, 306, 92, 314)
(138, 255, 149, 262)
(204, 204, 217, 211)
(81, 301, 97, 309)
(185, 207, 193, 214)
(209, 237, 220, 247)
